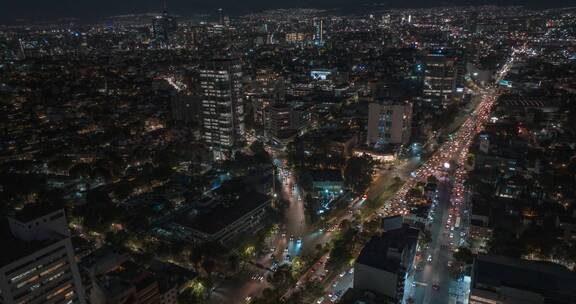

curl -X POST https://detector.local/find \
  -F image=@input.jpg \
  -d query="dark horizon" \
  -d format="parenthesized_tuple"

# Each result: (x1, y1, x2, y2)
(1, 0, 574, 24)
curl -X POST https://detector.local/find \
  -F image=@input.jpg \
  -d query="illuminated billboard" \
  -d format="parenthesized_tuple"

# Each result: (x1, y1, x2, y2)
(311, 69, 332, 80)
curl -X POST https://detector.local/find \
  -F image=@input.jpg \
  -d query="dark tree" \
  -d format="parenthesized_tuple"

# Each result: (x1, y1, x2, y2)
(344, 155, 375, 194)
(453, 247, 474, 264)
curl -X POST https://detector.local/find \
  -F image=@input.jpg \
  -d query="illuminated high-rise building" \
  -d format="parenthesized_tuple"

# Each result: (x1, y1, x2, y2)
(423, 49, 464, 107)
(314, 19, 325, 46)
(218, 8, 224, 25)
(200, 58, 245, 160)
(152, 0, 178, 47)
(0, 206, 87, 304)
(367, 100, 412, 148)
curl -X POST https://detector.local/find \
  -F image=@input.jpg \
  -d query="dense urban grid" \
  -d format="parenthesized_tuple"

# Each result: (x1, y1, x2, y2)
(1, 2, 576, 304)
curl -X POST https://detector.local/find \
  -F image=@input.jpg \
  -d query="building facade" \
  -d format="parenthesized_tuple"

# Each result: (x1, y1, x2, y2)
(268, 103, 292, 138)
(423, 51, 463, 107)
(367, 101, 412, 148)
(152, 11, 178, 47)
(470, 255, 576, 304)
(200, 58, 245, 160)
(353, 225, 419, 302)
(171, 93, 200, 125)
(0, 208, 87, 304)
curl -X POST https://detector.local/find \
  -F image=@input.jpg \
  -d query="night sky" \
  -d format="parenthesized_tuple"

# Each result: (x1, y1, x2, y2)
(1, 0, 573, 22)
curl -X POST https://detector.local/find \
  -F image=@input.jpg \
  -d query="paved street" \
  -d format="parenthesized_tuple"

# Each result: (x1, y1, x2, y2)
(399, 48, 522, 304)
(208, 157, 336, 304)
(405, 179, 467, 304)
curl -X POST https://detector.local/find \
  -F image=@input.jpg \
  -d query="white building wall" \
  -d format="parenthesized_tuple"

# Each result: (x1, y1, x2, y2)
(367, 102, 412, 146)
(0, 238, 87, 304)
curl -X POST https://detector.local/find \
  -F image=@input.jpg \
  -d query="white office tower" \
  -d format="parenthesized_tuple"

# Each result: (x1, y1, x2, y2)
(367, 100, 412, 148)
(200, 58, 245, 160)
(0, 206, 86, 304)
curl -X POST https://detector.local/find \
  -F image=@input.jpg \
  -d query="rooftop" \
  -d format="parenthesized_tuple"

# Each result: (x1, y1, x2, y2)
(473, 254, 576, 302)
(174, 191, 270, 235)
(11, 203, 62, 223)
(338, 288, 396, 304)
(499, 95, 560, 108)
(356, 225, 419, 273)
(0, 219, 65, 268)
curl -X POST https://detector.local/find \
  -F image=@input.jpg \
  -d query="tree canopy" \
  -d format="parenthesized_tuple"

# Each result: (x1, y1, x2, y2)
(343, 155, 375, 194)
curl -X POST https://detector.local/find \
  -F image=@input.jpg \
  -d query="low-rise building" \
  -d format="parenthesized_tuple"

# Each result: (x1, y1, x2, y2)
(469, 219, 493, 254)
(470, 255, 576, 304)
(168, 191, 271, 244)
(147, 260, 197, 304)
(353, 224, 419, 302)
(310, 169, 344, 198)
(89, 261, 160, 304)
(338, 288, 396, 304)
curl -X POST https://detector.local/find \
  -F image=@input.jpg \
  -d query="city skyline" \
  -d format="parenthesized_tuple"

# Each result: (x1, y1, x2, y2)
(1, 2, 575, 304)
(1, 0, 575, 23)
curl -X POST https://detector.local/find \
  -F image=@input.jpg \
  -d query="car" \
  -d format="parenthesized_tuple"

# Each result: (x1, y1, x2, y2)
(316, 297, 325, 304)
(290, 235, 294, 241)
(332, 282, 338, 288)
(339, 272, 346, 277)
(427, 254, 432, 262)
(284, 248, 289, 253)
(296, 238, 302, 244)
(432, 284, 440, 291)
(348, 268, 354, 274)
